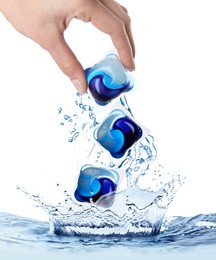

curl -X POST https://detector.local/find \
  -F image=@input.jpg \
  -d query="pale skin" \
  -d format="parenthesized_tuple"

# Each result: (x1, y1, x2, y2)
(0, 0, 135, 94)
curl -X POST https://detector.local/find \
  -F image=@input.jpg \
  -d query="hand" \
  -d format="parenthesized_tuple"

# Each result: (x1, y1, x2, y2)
(0, 0, 135, 94)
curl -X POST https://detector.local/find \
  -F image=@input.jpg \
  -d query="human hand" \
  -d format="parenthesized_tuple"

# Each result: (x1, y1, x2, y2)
(0, 0, 135, 94)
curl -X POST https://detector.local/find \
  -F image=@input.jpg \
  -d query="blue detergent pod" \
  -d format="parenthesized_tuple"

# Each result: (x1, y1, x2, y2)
(74, 165, 119, 207)
(95, 109, 143, 158)
(85, 54, 134, 105)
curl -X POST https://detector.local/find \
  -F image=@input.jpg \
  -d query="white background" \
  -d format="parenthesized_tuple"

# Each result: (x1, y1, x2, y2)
(0, 0, 216, 220)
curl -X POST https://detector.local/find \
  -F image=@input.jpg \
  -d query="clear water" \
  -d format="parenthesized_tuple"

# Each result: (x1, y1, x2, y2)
(1, 92, 216, 258)
(1, 212, 216, 249)
(1, 212, 216, 259)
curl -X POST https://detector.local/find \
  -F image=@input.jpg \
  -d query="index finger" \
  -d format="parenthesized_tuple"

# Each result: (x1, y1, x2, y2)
(89, 1, 135, 70)
(100, 0, 135, 58)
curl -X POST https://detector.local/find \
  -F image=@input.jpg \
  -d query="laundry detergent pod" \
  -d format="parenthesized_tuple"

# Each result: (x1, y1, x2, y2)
(74, 165, 119, 207)
(94, 109, 143, 159)
(85, 54, 134, 106)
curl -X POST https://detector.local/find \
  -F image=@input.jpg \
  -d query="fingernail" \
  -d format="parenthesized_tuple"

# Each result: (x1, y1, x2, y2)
(71, 79, 85, 95)
(128, 59, 136, 71)
(129, 66, 135, 72)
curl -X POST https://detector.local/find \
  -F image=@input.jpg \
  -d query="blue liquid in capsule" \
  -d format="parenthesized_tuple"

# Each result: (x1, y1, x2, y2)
(95, 109, 143, 158)
(85, 54, 133, 105)
(74, 165, 119, 205)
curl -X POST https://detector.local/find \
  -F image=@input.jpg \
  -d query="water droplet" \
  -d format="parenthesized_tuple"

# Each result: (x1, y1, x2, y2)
(58, 107, 62, 114)
(64, 115, 70, 120)
(139, 158, 145, 164)
(68, 132, 79, 142)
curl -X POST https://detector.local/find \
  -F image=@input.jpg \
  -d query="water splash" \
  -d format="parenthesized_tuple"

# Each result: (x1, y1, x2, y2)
(1, 212, 216, 249)
(17, 92, 185, 236)
(17, 182, 181, 236)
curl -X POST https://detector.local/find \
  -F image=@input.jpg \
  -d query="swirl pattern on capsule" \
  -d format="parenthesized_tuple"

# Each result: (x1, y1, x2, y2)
(94, 109, 143, 159)
(85, 54, 134, 105)
(74, 165, 119, 207)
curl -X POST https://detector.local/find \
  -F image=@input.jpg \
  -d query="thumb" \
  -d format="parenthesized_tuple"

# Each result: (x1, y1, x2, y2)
(46, 33, 87, 95)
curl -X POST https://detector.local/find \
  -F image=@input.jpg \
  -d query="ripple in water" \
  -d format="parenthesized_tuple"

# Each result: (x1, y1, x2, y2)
(17, 92, 185, 236)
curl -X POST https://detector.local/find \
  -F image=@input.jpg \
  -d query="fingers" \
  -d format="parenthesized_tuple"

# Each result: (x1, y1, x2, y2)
(42, 31, 87, 95)
(100, 0, 135, 58)
(87, 0, 135, 71)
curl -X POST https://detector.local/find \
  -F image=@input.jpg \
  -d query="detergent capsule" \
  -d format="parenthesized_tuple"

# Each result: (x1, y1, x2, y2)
(74, 165, 119, 207)
(94, 109, 143, 159)
(85, 54, 134, 106)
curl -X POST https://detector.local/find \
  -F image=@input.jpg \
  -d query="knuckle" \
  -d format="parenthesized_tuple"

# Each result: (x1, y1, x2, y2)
(122, 13, 131, 26)
(75, 0, 96, 22)
(57, 58, 80, 79)
(121, 6, 128, 14)
(58, 60, 74, 76)
(115, 19, 125, 32)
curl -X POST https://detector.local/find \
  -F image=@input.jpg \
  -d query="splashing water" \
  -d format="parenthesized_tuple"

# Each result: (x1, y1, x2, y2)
(17, 92, 185, 236)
